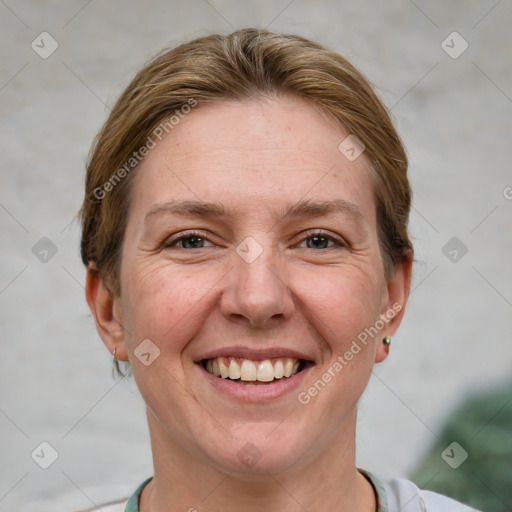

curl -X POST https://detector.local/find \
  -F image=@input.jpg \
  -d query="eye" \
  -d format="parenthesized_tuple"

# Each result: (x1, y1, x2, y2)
(163, 231, 214, 249)
(298, 231, 347, 250)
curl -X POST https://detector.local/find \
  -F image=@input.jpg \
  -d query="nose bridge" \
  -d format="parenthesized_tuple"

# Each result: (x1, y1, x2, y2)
(221, 235, 294, 328)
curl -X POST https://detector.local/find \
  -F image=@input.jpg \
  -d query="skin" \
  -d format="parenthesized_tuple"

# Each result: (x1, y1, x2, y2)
(86, 95, 412, 512)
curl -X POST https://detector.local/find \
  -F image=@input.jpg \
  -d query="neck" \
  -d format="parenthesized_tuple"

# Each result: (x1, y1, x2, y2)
(140, 409, 376, 512)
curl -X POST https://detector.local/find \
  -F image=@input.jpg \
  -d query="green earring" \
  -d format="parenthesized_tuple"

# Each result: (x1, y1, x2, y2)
(383, 336, 391, 354)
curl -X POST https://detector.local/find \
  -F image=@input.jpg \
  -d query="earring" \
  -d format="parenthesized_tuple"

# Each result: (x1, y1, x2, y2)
(383, 337, 391, 354)
(111, 347, 122, 378)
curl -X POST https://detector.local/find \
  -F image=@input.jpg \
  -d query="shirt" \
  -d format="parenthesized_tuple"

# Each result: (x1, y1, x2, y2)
(100, 470, 481, 512)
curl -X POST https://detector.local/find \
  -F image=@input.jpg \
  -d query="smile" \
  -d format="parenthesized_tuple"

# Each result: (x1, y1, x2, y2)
(203, 356, 307, 384)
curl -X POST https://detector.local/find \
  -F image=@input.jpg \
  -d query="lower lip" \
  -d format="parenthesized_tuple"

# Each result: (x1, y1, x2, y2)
(199, 364, 313, 403)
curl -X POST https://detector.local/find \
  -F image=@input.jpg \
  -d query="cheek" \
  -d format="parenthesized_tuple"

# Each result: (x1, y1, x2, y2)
(120, 259, 222, 352)
(292, 264, 384, 346)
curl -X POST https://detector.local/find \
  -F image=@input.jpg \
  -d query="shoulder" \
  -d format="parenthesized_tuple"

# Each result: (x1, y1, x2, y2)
(383, 477, 482, 512)
(88, 477, 152, 512)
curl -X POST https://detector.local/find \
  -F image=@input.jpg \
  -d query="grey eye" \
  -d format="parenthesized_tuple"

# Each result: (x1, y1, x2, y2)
(302, 235, 337, 249)
(179, 235, 206, 249)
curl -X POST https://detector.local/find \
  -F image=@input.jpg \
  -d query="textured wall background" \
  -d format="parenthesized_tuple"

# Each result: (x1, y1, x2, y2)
(1, 1, 511, 510)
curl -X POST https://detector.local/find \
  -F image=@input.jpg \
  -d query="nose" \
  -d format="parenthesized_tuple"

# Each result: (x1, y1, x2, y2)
(220, 242, 295, 330)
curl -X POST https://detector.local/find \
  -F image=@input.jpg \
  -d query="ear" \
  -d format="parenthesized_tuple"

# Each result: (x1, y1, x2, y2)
(85, 262, 128, 361)
(375, 251, 413, 363)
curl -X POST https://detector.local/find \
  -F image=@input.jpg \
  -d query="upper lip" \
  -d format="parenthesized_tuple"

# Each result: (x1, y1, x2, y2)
(196, 346, 315, 363)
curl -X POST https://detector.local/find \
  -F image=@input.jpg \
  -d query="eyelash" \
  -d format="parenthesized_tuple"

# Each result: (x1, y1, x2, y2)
(163, 230, 348, 250)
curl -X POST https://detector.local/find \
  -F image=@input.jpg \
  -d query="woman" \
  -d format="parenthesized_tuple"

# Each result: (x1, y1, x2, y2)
(80, 29, 479, 512)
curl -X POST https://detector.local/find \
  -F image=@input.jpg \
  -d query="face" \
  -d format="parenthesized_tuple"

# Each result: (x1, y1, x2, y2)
(91, 96, 410, 476)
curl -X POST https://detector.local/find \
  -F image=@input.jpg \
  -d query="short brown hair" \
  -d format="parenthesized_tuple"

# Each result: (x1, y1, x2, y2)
(80, 28, 413, 295)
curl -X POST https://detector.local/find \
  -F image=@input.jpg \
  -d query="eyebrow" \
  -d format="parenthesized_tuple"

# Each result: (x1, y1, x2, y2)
(278, 199, 365, 224)
(145, 200, 227, 221)
(144, 198, 366, 225)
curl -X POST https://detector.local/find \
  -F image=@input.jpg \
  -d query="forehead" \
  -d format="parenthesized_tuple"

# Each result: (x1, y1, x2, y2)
(130, 96, 376, 224)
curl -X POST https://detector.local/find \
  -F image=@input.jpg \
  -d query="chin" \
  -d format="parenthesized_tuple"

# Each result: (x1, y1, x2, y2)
(197, 422, 315, 477)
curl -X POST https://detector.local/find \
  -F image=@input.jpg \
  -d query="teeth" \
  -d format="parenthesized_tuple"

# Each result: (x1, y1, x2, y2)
(228, 359, 241, 380)
(274, 360, 284, 379)
(240, 360, 257, 381)
(257, 360, 274, 382)
(283, 358, 294, 378)
(205, 356, 302, 382)
(219, 359, 229, 379)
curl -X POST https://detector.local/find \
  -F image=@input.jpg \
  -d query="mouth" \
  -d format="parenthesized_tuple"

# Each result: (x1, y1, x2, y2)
(201, 356, 311, 385)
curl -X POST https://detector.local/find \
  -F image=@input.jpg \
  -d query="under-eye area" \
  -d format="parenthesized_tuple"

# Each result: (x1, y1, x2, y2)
(201, 357, 314, 384)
